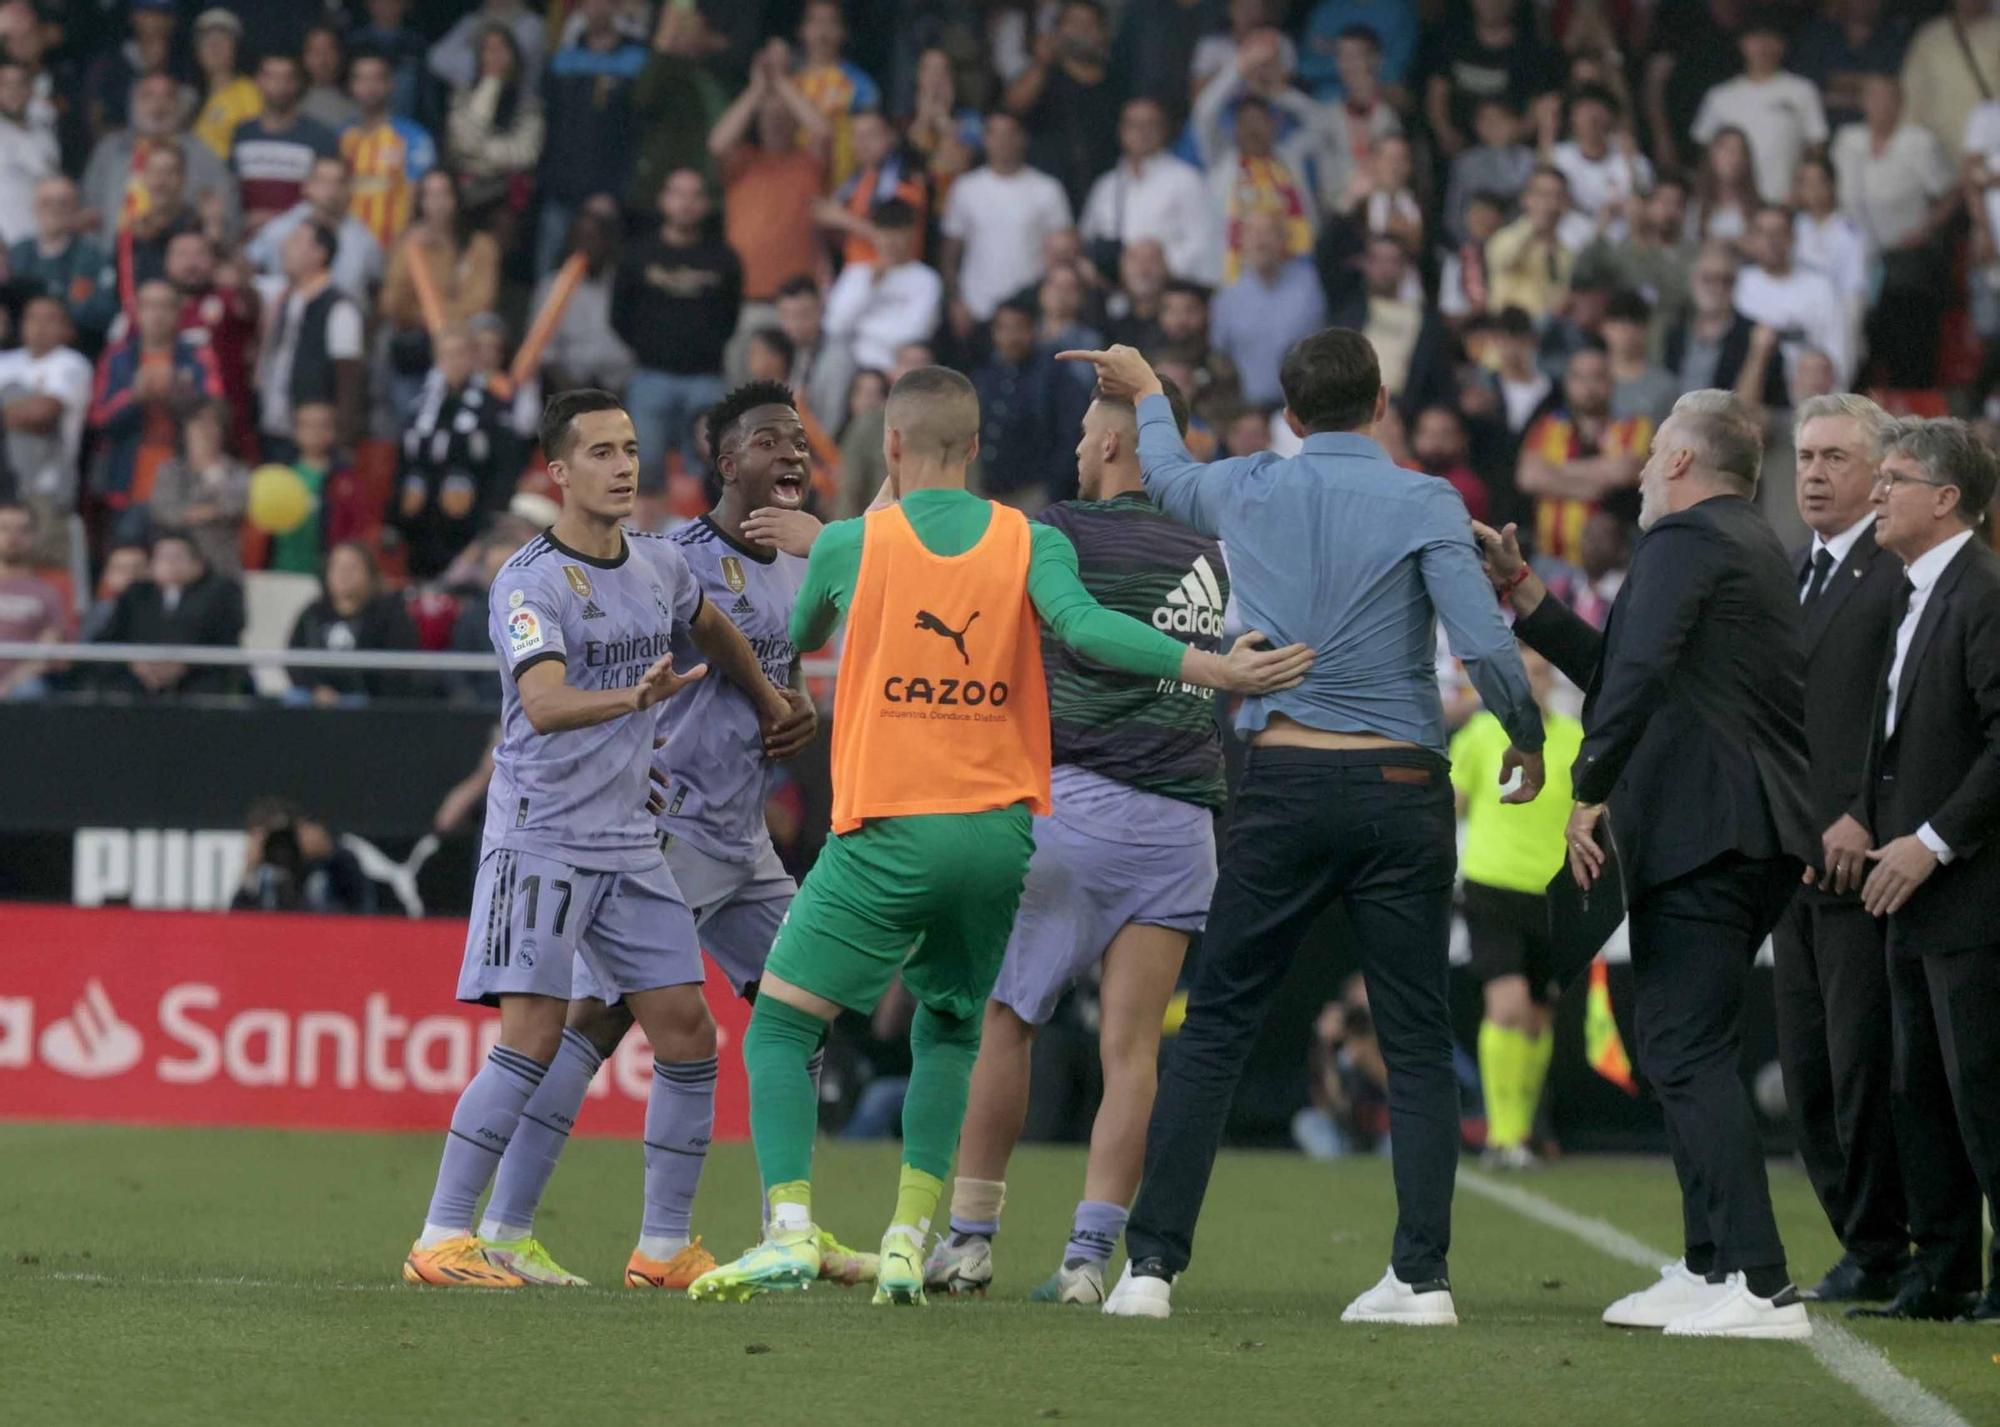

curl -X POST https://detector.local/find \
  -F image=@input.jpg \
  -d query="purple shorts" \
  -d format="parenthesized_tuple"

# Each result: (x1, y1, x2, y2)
(989, 775, 1217, 1027)
(456, 847, 702, 1007)
(570, 834, 796, 1003)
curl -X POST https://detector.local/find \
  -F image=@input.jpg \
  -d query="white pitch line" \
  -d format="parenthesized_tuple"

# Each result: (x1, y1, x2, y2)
(1457, 1170, 1975, 1427)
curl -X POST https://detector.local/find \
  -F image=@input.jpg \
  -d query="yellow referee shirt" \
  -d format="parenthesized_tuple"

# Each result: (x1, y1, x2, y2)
(1449, 709, 1584, 895)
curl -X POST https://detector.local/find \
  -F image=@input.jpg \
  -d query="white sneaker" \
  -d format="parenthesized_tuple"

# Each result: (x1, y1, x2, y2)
(1340, 1266, 1459, 1326)
(922, 1233, 993, 1296)
(1602, 1261, 1730, 1328)
(1102, 1262, 1173, 1319)
(1664, 1274, 1811, 1340)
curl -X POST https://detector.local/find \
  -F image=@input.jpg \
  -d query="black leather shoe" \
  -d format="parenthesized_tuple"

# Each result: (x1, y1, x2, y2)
(1958, 1290, 2000, 1323)
(1848, 1280, 1977, 1322)
(1804, 1256, 1905, 1303)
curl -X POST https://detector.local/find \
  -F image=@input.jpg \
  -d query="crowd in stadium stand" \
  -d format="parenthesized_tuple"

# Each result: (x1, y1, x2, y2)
(2, 0, 2000, 705)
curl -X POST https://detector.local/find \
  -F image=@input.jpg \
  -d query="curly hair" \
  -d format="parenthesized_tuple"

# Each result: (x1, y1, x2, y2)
(706, 379, 798, 457)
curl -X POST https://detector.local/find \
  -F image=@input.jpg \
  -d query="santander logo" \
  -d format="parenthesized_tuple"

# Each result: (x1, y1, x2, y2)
(37, 979, 143, 1078)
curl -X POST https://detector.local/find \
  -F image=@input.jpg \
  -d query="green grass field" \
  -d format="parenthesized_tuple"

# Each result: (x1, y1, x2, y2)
(2, 1124, 1995, 1426)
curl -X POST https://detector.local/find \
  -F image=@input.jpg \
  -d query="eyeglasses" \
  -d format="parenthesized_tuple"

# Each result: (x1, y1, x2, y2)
(1871, 470, 1953, 493)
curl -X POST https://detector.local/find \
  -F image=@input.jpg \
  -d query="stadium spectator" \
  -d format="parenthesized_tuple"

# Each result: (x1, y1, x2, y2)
(1339, 131, 1424, 253)
(1791, 154, 1869, 316)
(0, 499, 66, 699)
(0, 58, 54, 246)
(711, 37, 831, 320)
(394, 328, 508, 579)
(1189, 0, 1295, 98)
(1691, 15, 1828, 206)
(613, 167, 742, 489)
(1686, 124, 1760, 248)
(90, 529, 244, 698)
(89, 278, 222, 536)
(1969, 95, 2000, 407)
(428, 0, 545, 97)
(1328, 233, 1453, 417)
(1900, 0, 2000, 163)
(1102, 235, 1170, 349)
(1221, 403, 1273, 457)
(1109, 0, 1218, 126)
(81, 0, 183, 149)
(342, 47, 436, 254)
(1211, 212, 1326, 408)
(191, 9, 259, 161)
(1421, 0, 1561, 159)
(1600, 289, 1677, 424)
(1487, 304, 1553, 439)
(1516, 344, 1649, 571)
(352, 0, 428, 122)
(1299, 0, 1415, 102)
(1411, 404, 1490, 521)
(774, 275, 855, 439)
(112, 140, 206, 311)
(1007, 0, 1123, 213)
(233, 798, 375, 914)
(970, 297, 1086, 510)
(904, 46, 980, 196)
(1443, 97, 1536, 246)
(167, 232, 257, 456)
(1835, 75, 1958, 389)
(1080, 97, 1217, 283)
(286, 540, 419, 704)
(1323, 24, 1400, 169)
(1575, 176, 1692, 353)
(301, 24, 361, 134)
(78, 539, 148, 643)
(1734, 205, 1854, 391)
(11, 177, 118, 353)
(822, 198, 941, 373)
(382, 170, 499, 411)
(625, 3, 729, 217)
(532, 201, 633, 396)
(531, 0, 647, 278)
(147, 399, 247, 579)
(230, 54, 339, 235)
(940, 110, 1072, 329)
(444, 24, 544, 236)
(0, 296, 92, 538)
(257, 220, 366, 459)
(1665, 241, 1788, 412)
(1036, 258, 1107, 363)
(1155, 280, 1242, 424)
(1540, 508, 1631, 630)
(793, 0, 882, 192)
(1191, 29, 1347, 230)
(1791, 0, 1912, 132)
(818, 108, 930, 269)
(1439, 190, 1505, 322)
(1484, 165, 1585, 319)
(246, 155, 384, 303)
(835, 338, 933, 513)
(1545, 85, 1650, 238)
(266, 400, 343, 576)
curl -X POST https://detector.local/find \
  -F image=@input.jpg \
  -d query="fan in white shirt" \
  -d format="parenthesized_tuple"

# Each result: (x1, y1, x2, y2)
(1832, 78, 1957, 254)
(0, 296, 92, 509)
(1734, 205, 1853, 390)
(1079, 98, 1220, 284)
(823, 202, 944, 372)
(1548, 86, 1653, 240)
(1791, 156, 1869, 304)
(938, 113, 1073, 325)
(1690, 22, 1828, 205)
(0, 62, 58, 248)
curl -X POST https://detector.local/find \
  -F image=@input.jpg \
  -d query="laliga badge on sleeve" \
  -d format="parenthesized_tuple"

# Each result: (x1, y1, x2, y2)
(507, 608, 544, 656)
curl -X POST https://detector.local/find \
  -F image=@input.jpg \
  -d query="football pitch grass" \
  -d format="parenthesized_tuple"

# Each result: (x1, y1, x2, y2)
(3, 1125, 1995, 1426)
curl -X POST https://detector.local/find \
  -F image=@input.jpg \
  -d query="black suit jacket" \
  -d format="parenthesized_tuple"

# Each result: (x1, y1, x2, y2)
(94, 573, 246, 696)
(1856, 538, 2000, 957)
(1794, 521, 1907, 893)
(1662, 314, 1790, 412)
(1516, 493, 1816, 899)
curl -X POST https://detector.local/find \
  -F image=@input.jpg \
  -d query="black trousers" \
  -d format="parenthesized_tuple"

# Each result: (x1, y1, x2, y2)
(1887, 943, 2000, 1295)
(1126, 747, 1458, 1283)
(1772, 890, 1907, 1272)
(1628, 855, 1796, 1276)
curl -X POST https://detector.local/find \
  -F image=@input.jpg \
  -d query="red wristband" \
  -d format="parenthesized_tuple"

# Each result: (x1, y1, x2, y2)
(1499, 566, 1531, 597)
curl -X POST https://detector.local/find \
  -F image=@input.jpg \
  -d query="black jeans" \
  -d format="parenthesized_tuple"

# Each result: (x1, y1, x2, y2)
(1126, 747, 1459, 1284)
(1887, 943, 2000, 1295)
(1629, 855, 1796, 1276)
(1772, 889, 1907, 1272)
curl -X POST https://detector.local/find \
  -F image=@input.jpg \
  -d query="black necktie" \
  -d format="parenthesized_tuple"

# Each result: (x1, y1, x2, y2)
(1801, 547, 1835, 609)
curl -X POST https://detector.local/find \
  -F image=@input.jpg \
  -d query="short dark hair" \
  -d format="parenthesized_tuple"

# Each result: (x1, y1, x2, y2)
(1278, 328, 1380, 433)
(150, 530, 202, 564)
(774, 275, 821, 302)
(992, 297, 1037, 326)
(1161, 279, 1211, 305)
(1604, 288, 1652, 324)
(348, 44, 391, 73)
(1334, 23, 1381, 50)
(1466, 189, 1509, 214)
(1494, 305, 1536, 339)
(871, 197, 917, 230)
(1568, 83, 1621, 121)
(707, 379, 798, 454)
(259, 52, 303, 78)
(1091, 374, 1192, 438)
(0, 497, 34, 527)
(747, 325, 797, 368)
(300, 219, 338, 270)
(539, 388, 626, 462)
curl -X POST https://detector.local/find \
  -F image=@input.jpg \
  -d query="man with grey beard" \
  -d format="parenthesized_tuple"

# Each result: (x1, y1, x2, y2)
(1475, 389, 1817, 1340)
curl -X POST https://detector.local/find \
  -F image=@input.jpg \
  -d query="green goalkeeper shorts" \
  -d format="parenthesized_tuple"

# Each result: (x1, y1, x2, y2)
(763, 805, 1034, 1021)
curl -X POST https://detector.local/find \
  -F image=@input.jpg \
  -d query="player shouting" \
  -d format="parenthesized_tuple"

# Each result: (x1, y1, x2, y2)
(688, 367, 1314, 1307)
(924, 380, 1229, 1305)
(402, 390, 798, 1289)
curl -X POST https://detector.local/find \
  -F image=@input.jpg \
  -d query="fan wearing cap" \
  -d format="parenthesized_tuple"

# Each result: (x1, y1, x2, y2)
(191, 9, 261, 161)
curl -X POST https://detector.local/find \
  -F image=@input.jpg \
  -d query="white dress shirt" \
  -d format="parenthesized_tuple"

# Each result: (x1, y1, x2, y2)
(822, 259, 944, 372)
(1734, 264, 1854, 389)
(1885, 528, 1977, 861)
(1801, 513, 1876, 602)
(1832, 121, 1955, 252)
(1079, 152, 1221, 284)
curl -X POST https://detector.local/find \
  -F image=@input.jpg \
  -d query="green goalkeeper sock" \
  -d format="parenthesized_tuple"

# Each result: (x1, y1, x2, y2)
(743, 995, 826, 1218)
(900, 1002, 982, 1182)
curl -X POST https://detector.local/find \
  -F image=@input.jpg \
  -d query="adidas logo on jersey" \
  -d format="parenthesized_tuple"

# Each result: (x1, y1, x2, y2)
(581, 600, 606, 620)
(731, 593, 755, 615)
(1153, 555, 1225, 638)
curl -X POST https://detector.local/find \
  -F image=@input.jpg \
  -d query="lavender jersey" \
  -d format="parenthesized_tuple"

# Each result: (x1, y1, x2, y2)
(483, 528, 703, 872)
(651, 517, 807, 863)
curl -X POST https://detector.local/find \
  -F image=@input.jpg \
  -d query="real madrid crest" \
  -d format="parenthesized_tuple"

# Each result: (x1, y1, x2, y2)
(563, 565, 592, 599)
(721, 556, 746, 594)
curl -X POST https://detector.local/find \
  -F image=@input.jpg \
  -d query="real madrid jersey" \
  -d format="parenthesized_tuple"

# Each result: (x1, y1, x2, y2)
(483, 527, 703, 872)
(652, 517, 807, 863)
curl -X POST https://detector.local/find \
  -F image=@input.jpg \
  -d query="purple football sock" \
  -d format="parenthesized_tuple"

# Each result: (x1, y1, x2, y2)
(1065, 1200, 1128, 1266)
(643, 1056, 717, 1243)
(484, 1029, 602, 1234)
(424, 1045, 548, 1232)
